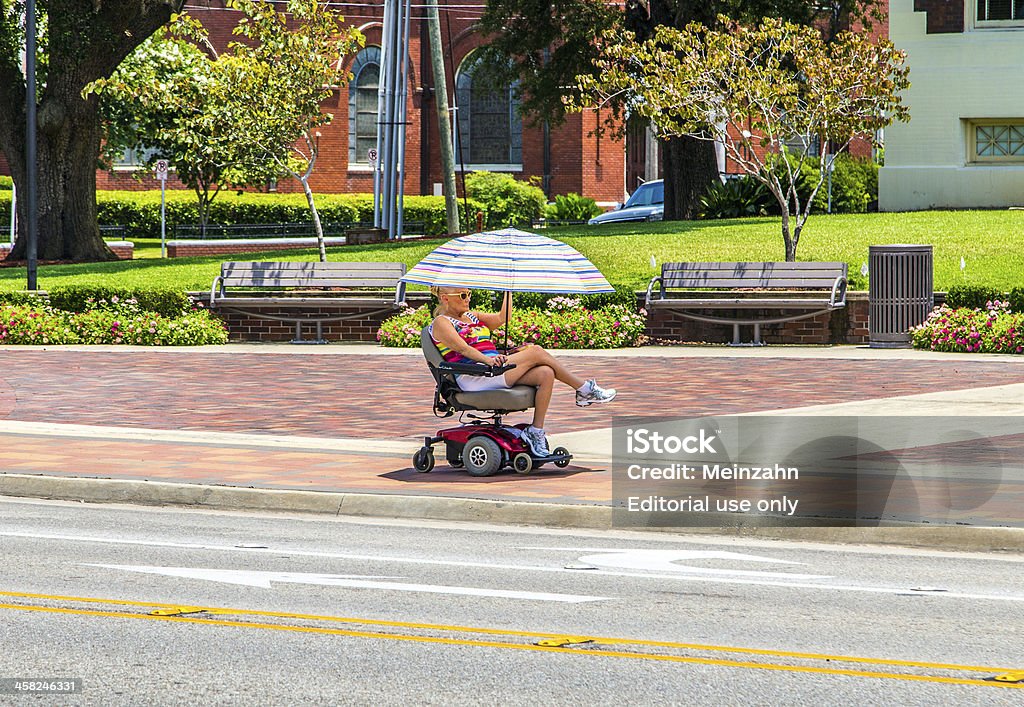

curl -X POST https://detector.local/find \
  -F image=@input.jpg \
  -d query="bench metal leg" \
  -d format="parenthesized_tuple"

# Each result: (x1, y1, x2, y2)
(726, 322, 767, 347)
(290, 321, 327, 345)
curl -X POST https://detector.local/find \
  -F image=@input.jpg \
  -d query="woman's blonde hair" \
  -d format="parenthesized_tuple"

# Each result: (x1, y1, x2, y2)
(430, 286, 464, 316)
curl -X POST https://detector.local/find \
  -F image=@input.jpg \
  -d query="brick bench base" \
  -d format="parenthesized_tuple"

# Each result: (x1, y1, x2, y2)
(191, 291, 874, 345)
(167, 237, 347, 258)
(0, 241, 133, 260)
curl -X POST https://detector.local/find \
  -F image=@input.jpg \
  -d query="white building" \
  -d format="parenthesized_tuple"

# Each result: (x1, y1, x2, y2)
(880, 0, 1024, 211)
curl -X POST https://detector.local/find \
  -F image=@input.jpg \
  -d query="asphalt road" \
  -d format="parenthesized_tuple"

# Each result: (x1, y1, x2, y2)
(1, 497, 1022, 706)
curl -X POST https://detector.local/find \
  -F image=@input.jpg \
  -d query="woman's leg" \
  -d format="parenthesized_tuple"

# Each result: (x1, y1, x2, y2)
(504, 345, 585, 390)
(511, 365, 554, 428)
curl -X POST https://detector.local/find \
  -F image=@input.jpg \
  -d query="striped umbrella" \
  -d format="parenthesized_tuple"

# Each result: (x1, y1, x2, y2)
(400, 228, 613, 293)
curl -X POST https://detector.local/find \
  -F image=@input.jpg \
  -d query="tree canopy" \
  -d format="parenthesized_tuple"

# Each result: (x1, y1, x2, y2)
(476, 0, 885, 220)
(93, 0, 363, 258)
(571, 16, 910, 260)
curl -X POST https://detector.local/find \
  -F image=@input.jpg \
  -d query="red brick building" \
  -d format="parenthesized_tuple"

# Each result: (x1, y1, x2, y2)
(98, 0, 628, 205)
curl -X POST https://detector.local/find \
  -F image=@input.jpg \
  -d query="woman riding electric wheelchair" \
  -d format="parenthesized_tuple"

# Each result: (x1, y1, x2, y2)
(413, 325, 572, 476)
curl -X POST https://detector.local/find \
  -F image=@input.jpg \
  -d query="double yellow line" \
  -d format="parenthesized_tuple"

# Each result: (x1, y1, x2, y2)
(1, 590, 1020, 688)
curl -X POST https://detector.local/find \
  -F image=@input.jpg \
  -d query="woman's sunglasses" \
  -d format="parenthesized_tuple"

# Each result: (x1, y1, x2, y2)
(444, 292, 470, 300)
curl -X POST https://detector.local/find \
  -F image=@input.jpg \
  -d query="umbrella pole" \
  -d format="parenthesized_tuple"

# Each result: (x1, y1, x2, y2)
(503, 290, 510, 353)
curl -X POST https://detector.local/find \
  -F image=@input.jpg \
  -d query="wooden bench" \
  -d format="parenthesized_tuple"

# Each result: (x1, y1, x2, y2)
(210, 261, 407, 343)
(645, 262, 848, 345)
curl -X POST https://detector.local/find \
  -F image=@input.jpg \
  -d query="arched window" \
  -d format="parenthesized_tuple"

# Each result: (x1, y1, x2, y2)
(349, 46, 381, 166)
(455, 54, 522, 168)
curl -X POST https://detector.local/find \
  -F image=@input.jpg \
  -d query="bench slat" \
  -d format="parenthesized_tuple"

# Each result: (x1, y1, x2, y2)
(218, 261, 407, 290)
(650, 298, 835, 309)
(220, 278, 403, 288)
(215, 297, 399, 307)
(660, 261, 846, 290)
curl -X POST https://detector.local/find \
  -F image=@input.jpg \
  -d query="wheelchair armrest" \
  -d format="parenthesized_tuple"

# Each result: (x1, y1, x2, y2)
(438, 361, 517, 377)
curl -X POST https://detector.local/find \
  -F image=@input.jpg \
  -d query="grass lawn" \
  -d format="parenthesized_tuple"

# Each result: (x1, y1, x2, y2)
(1, 210, 1022, 293)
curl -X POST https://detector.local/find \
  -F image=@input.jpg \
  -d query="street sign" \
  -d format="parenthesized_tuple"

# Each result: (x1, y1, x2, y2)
(155, 159, 169, 182)
(367, 148, 378, 168)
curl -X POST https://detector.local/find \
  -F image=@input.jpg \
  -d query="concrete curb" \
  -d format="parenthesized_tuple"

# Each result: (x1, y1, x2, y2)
(2, 473, 1023, 553)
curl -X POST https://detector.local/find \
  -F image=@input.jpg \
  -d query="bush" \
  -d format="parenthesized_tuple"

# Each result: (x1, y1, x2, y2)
(0, 290, 228, 344)
(911, 302, 1024, 354)
(699, 176, 772, 219)
(0, 304, 80, 344)
(0, 301, 228, 345)
(465, 172, 546, 229)
(463, 285, 638, 313)
(504, 303, 646, 349)
(544, 193, 601, 222)
(0, 191, 485, 239)
(377, 300, 647, 349)
(0, 175, 13, 190)
(945, 284, 1004, 310)
(44, 286, 192, 318)
(761, 152, 878, 215)
(1009, 287, 1024, 313)
(823, 155, 878, 214)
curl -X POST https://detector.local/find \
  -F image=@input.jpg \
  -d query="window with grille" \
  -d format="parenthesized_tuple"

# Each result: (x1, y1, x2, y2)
(348, 47, 381, 167)
(970, 122, 1024, 162)
(455, 55, 522, 169)
(975, 0, 1024, 24)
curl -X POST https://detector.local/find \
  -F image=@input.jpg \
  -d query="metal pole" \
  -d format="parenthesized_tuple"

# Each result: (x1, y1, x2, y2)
(427, 2, 459, 234)
(25, 0, 37, 289)
(384, 0, 401, 237)
(394, 0, 412, 239)
(160, 180, 167, 258)
(373, 0, 394, 229)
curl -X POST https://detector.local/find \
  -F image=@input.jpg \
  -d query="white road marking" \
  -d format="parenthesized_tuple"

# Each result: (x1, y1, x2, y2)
(88, 564, 607, 603)
(573, 549, 828, 580)
(3, 530, 1024, 602)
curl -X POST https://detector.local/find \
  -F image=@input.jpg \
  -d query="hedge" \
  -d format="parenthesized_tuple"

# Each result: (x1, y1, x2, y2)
(0, 286, 192, 317)
(0, 191, 485, 239)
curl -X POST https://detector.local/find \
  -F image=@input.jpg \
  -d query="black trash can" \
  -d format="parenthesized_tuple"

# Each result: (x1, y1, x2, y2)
(868, 244, 934, 348)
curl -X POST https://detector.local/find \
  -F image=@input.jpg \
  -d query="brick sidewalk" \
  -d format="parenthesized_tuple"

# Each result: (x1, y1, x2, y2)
(1, 348, 1023, 515)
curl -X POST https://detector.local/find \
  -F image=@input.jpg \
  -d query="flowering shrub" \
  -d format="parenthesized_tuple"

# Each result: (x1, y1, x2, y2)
(0, 304, 79, 345)
(546, 296, 582, 312)
(911, 301, 1024, 354)
(376, 304, 432, 347)
(0, 301, 229, 346)
(377, 302, 647, 349)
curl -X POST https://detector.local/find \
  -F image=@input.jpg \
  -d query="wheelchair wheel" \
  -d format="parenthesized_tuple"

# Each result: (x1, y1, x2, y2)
(512, 453, 533, 474)
(553, 446, 571, 468)
(445, 442, 464, 468)
(413, 447, 434, 473)
(462, 436, 503, 477)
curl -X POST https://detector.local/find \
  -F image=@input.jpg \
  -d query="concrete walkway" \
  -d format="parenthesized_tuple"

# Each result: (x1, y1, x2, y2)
(1, 344, 1023, 551)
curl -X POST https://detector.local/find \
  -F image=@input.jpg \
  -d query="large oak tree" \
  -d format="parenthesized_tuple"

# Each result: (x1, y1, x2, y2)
(0, 0, 181, 261)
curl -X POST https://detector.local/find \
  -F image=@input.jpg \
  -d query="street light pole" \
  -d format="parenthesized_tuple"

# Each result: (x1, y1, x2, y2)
(25, 0, 38, 290)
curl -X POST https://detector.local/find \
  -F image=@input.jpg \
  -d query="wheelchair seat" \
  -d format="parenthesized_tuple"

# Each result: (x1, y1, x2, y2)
(420, 325, 536, 415)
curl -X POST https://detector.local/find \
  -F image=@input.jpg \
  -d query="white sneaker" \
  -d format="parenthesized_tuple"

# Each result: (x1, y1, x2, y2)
(523, 426, 550, 457)
(576, 379, 617, 407)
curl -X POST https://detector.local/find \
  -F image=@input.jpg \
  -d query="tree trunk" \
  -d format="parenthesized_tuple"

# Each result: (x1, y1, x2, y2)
(301, 176, 327, 263)
(661, 135, 719, 221)
(6, 96, 113, 261)
(781, 210, 796, 262)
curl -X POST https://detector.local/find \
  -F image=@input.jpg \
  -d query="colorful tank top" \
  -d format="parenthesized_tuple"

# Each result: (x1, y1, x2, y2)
(430, 313, 499, 364)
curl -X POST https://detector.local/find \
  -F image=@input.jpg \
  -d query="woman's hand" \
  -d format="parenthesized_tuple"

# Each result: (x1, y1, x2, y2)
(488, 354, 508, 366)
